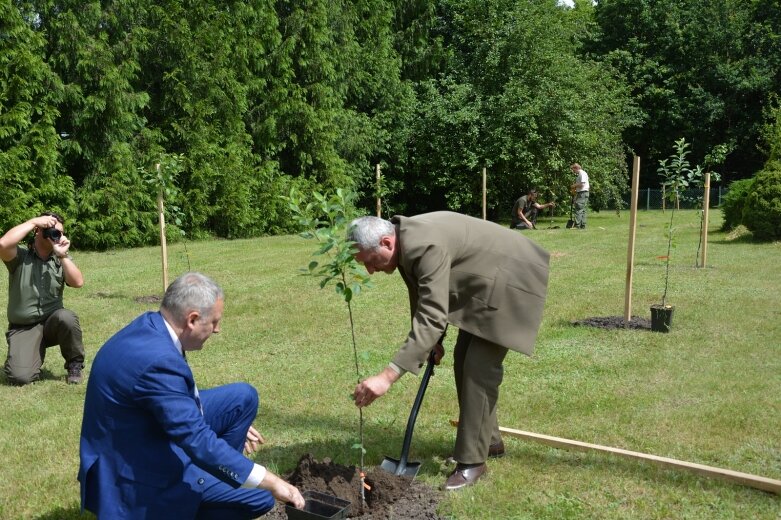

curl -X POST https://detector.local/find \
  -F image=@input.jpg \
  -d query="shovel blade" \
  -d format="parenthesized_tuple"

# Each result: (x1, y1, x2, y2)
(380, 456, 421, 478)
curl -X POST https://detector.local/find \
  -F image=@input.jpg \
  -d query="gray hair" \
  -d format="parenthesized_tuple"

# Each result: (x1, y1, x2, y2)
(161, 272, 224, 321)
(348, 216, 395, 249)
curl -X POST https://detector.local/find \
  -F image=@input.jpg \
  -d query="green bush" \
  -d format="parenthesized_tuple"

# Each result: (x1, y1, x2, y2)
(720, 178, 754, 231)
(742, 162, 781, 241)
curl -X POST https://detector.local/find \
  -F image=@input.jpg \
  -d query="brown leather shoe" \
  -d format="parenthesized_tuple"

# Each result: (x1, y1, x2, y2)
(445, 441, 505, 465)
(488, 440, 505, 458)
(443, 463, 487, 491)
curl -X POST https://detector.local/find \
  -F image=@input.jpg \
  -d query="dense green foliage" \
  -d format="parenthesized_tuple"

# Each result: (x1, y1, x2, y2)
(742, 164, 781, 241)
(587, 0, 781, 186)
(392, 0, 636, 216)
(720, 178, 754, 231)
(2, 1, 780, 247)
(1, 2, 73, 227)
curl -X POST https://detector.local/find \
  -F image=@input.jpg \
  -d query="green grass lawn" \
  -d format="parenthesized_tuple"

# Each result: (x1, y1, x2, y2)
(1, 209, 779, 519)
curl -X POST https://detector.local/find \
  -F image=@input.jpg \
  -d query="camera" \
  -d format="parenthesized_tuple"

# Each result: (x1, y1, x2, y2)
(42, 227, 63, 242)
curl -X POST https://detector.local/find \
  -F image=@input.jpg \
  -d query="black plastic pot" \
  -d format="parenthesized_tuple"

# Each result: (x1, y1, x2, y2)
(650, 304, 675, 333)
(285, 491, 351, 520)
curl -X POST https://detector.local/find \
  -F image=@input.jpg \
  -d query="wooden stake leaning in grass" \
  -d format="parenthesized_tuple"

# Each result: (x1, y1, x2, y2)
(449, 420, 781, 494)
(624, 155, 640, 326)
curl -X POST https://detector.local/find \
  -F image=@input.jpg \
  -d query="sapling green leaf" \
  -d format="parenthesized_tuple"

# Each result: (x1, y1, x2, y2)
(656, 138, 712, 303)
(351, 443, 367, 455)
(282, 187, 373, 504)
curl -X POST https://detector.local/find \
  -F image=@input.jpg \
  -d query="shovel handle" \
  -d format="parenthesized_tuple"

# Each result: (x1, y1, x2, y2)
(397, 331, 446, 466)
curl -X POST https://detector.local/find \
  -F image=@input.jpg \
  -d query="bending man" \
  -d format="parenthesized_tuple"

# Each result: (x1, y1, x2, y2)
(349, 212, 549, 491)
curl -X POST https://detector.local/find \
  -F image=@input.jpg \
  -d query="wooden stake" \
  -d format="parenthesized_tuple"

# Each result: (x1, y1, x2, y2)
(662, 185, 666, 212)
(376, 164, 382, 217)
(700, 173, 711, 267)
(482, 167, 487, 220)
(624, 156, 640, 325)
(449, 420, 781, 494)
(156, 163, 169, 293)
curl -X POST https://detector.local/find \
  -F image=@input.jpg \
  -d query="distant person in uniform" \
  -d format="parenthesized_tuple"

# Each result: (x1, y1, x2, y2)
(510, 189, 556, 230)
(570, 163, 590, 229)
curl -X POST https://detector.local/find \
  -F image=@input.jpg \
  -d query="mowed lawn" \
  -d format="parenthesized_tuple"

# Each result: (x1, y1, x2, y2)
(0, 209, 779, 519)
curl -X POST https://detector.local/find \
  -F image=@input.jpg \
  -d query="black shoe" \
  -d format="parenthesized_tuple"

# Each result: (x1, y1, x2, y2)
(67, 363, 83, 384)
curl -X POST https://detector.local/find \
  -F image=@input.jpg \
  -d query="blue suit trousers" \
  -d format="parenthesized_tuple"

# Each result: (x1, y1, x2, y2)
(196, 383, 275, 519)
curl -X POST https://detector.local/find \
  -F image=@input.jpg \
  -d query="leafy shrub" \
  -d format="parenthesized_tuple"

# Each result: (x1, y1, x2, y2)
(720, 178, 754, 231)
(742, 162, 781, 241)
(74, 168, 157, 250)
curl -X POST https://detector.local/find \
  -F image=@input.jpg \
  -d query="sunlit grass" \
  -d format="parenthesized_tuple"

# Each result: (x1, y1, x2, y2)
(0, 209, 779, 519)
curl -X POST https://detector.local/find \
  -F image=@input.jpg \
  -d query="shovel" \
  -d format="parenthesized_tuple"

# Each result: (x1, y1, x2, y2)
(380, 332, 445, 478)
(566, 193, 576, 229)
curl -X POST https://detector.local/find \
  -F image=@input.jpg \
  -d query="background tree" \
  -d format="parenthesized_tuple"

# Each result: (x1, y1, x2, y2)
(586, 0, 781, 185)
(1, 1, 73, 230)
(390, 0, 636, 216)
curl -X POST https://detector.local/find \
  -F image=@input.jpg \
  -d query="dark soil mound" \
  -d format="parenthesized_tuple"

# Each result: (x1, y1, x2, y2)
(572, 315, 651, 330)
(264, 454, 444, 519)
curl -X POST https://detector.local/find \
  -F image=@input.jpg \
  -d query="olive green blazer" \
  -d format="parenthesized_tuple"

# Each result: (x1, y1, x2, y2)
(390, 212, 550, 374)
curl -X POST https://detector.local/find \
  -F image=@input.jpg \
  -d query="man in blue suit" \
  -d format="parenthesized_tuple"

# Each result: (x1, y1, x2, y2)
(78, 272, 304, 519)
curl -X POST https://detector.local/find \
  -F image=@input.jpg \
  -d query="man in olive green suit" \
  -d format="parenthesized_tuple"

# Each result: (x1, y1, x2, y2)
(350, 212, 549, 490)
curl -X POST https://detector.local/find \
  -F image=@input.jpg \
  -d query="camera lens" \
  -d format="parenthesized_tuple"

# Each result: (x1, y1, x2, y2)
(43, 228, 62, 241)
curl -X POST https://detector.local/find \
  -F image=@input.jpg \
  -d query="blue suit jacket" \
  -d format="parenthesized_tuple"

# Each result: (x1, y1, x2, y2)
(78, 312, 254, 519)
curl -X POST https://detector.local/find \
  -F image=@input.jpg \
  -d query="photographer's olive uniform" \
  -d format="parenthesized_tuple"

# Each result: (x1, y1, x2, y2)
(4, 245, 84, 384)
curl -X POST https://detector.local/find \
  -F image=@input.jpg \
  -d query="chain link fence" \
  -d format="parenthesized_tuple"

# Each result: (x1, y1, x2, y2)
(622, 187, 726, 210)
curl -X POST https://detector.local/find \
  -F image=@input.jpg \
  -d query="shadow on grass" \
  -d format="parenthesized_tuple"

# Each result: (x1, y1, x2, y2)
(256, 407, 458, 480)
(34, 505, 93, 520)
(0, 367, 60, 385)
(508, 441, 780, 498)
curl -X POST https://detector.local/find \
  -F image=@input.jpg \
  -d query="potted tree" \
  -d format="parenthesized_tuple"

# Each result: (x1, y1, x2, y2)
(652, 138, 693, 332)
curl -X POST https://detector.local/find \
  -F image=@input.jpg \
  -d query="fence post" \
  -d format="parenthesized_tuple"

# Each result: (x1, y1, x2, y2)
(647, 188, 651, 211)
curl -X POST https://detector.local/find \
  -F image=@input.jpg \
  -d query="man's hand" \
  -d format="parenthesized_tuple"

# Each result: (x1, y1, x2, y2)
(32, 215, 59, 231)
(244, 425, 265, 455)
(52, 236, 71, 258)
(433, 342, 445, 365)
(260, 471, 305, 509)
(353, 367, 400, 407)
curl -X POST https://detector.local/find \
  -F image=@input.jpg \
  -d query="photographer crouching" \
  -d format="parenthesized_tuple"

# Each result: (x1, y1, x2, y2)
(0, 212, 85, 385)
